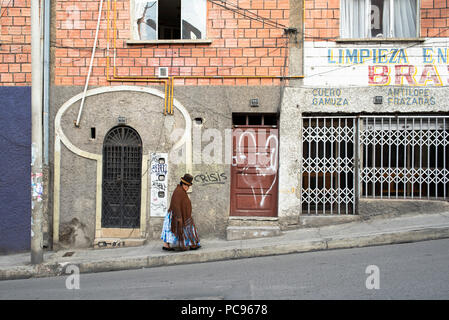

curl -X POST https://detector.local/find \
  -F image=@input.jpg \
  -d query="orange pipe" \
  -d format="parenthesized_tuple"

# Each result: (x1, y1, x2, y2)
(170, 77, 174, 114)
(164, 79, 168, 115)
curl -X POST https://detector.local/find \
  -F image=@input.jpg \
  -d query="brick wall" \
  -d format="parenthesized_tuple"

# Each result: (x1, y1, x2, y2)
(0, 0, 31, 86)
(304, 0, 339, 41)
(305, 0, 449, 41)
(421, 0, 449, 37)
(54, 0, 290, 86)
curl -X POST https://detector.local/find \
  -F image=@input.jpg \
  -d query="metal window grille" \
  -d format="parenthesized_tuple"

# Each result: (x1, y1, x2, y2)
(360, 116, 449, 199)
(102, 126, 142, 228)
(302, 117, 357, 215)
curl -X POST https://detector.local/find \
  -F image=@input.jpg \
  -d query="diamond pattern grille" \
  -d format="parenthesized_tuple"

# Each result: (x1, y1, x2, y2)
(301, 116, 449, 215)
(360, 116, 449, 199)
(302, 117, 356, 215)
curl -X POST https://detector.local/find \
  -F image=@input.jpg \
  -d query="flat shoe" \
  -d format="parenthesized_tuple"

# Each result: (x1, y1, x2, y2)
(162, 246, 174, 251)
(190, 245, 201, 250)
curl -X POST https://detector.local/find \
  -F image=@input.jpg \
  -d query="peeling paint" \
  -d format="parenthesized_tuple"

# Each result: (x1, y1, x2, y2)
(31, 173, 44, 202)
(31, 143, 37, 166)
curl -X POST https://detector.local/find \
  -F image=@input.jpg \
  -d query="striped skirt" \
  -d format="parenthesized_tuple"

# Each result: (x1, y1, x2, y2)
(160, 211, 200, 247)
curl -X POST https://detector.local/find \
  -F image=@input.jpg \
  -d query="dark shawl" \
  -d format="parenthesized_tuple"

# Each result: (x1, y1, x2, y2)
(169, 184, 199, 248)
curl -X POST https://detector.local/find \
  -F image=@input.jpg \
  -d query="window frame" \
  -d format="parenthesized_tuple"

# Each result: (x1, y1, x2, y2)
(128, 0, 211, 45)
(338, 0, 421, 42)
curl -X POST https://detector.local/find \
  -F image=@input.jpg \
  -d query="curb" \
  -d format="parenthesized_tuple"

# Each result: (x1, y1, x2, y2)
(1, 226, 449, 281)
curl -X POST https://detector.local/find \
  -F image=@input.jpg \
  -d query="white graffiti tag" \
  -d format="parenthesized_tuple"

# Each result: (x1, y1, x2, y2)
(235, 129, 278, 208)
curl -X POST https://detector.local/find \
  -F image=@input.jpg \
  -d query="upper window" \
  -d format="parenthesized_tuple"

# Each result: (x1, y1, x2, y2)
(341, 0, 418, 39)
(132, 0, 207, 41)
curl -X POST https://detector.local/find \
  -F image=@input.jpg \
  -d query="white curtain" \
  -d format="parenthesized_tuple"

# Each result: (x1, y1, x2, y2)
(133, 0, 158, 40)
(133, 0, 147, 40)
(394, 0, 417, 38)
(381, 0, 391, 37)
(341, 0, 368, 38)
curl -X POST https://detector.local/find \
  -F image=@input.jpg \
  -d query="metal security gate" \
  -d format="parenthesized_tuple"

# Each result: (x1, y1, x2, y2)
(301, 115, 449, 215)
(302, 117, 357, 215)
(102, 126, 142, 228)
(360, 116, 449, 199)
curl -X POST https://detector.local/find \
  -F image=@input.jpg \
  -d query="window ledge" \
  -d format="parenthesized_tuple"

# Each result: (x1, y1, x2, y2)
(126, 39, 213, 45)
(336, 38, 425, 43)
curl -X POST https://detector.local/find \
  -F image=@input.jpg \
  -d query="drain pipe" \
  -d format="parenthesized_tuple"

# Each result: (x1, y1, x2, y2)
(43, 0, 50, 165)
(31, 0, 44, 265)
(75, 0, 104, 127)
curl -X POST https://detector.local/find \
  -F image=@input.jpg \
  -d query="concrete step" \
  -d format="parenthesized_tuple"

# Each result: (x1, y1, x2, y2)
(226, 216, 281, 240)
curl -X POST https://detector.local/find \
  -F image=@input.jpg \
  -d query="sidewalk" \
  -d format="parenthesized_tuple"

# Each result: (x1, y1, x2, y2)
(1, 212, 449, 281)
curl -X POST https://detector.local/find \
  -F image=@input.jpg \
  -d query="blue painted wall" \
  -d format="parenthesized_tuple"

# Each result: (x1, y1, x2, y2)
(0, 86, 31, 254)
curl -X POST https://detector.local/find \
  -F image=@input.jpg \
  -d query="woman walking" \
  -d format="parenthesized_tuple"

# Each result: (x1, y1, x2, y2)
(161, 174, 201, 251)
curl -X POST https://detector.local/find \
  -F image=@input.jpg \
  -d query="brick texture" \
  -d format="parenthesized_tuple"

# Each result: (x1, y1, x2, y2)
(0, 0, 31, 86)
(421, 0, 449, 37)
(3, 1, 447, 87)
(53, 0, 291, 86)
(305, 0, 449, 41)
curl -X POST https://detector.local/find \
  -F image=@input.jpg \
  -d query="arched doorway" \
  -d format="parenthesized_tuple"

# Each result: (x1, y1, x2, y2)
(102, 125, 142, 228)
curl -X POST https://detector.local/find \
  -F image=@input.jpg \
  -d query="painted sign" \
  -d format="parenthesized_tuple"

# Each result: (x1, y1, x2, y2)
(311, 88, 350, 106)
(386, 88, 436, 106)
(304, 38, 449, 87)
(150, 152, 168, 217)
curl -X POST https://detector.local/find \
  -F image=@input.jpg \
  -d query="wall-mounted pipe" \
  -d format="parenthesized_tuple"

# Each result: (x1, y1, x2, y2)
(31, 0, 44, 265)
(43, 0, 50, 165)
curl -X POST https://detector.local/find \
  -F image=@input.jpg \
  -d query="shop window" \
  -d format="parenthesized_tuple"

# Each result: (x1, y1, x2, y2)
(132, 0, 206, 41)
(301, 115, 449, 216)
(340, 0, 417, 39)
(360, 116, 449, 199)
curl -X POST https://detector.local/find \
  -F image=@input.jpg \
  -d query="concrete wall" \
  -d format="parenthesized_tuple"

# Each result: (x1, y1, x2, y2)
(278, 84, 449, 228)
(50, 85, 282, 248)
(47, 0, 304, 248)
(287, 86, 449, 114)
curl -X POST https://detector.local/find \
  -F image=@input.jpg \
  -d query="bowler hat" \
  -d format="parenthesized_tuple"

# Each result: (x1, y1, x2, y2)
(180, 173, 193, 186)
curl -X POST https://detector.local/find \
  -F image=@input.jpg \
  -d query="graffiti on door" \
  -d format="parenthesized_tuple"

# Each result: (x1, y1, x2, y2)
(231, 128, 279, 216)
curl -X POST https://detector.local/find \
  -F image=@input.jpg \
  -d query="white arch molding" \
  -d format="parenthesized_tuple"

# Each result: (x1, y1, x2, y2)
(53, 86, 192, 247)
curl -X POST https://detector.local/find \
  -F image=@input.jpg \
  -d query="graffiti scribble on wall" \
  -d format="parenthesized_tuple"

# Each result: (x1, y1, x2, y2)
(194, 172, 227, 185)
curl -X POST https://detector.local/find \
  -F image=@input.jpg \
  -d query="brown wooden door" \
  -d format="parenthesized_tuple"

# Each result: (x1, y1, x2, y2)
(230, 126, 279, 217)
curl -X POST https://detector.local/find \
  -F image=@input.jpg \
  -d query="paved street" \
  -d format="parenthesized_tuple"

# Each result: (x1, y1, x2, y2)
(0, 239, 448, 300)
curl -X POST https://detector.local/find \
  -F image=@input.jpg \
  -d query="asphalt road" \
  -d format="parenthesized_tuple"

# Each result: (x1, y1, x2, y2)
(0, 239, 448, 300)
